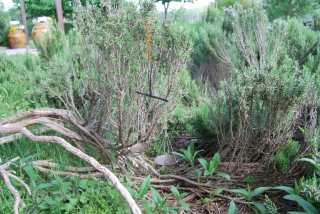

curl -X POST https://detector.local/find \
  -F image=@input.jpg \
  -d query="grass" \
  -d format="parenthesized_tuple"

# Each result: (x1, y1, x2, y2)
(0, 52, 123, 213)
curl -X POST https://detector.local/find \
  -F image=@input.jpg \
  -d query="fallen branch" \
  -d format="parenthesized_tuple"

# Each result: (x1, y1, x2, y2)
(0, 108, 141, 214)
(0, 157, 31, 214)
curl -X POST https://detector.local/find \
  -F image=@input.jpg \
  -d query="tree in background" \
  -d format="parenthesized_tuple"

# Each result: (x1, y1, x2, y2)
(216, 0, 252, 10)
(155, 0, 195, 21)
(12, 0, 74, 19)
(0, 1, 10, 45)
(263, 0, 320, 21)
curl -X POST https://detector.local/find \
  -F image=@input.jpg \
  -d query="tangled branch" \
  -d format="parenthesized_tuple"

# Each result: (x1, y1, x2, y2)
(0, 108, 141, 214)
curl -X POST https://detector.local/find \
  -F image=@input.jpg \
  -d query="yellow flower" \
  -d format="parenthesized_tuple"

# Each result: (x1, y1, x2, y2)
(9, 26, 17, 32)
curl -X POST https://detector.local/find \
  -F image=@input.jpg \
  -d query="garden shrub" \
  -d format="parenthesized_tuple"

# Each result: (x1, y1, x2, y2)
(37, 22, 66, 65)
(187, 3, 318, 179)
(0, 3, 9, 46)
(270, 140, 300, 172)
(39, 0, 191, 162)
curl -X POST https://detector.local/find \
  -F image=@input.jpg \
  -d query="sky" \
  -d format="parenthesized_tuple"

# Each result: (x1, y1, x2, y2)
(2, 0, 214, 11)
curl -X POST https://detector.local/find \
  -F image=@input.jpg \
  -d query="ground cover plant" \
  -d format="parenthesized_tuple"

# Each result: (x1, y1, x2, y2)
(2, 0, 320, 213)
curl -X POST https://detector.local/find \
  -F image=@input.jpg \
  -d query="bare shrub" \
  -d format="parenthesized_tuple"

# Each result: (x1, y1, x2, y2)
(39, 0, 191, 162)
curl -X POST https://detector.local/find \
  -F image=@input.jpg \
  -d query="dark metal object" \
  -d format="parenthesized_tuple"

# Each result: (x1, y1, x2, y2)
(136, 91, 168, 102)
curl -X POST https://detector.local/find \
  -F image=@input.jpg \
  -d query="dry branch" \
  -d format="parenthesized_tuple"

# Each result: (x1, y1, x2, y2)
(0, 108, 141, 214)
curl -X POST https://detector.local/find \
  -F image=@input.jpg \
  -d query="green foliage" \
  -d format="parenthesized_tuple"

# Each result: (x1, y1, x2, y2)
(264, 195, 278, 214)
(12, 0, 74, 19)
(263, 0, 320, 21)
(40, 0, 191, 160)
(31, 176, 130, 213)
(0, 2, 9, 46)
(171, 141, 203, 167)
(127, 176, 190, 213)
(228, 200, 237, 214)
(284, 194, 319, 214)
(0, 53, 51, 119)
(271, 140, 300, 173)
(216, 0, 252, 10)
(37, 22, 66, 65)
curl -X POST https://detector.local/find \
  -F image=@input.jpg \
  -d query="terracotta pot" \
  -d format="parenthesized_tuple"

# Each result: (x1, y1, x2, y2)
(7, 30, 27, 49)
(32, 23, 51, 47)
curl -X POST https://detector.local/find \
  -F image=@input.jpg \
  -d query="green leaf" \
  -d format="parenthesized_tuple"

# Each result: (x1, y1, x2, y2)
(288, 212, 308, 214)
(140, 201, 153, 209)
(284, 194, 319, 214)
(252, 202, 267, 214)
(23, 165, 36, 187)
(251, 187, 272, 197)
(171, 152, 188, 162)
(79, 179, 88, 189)
(35, 182, 56, 191)
(204, 198, 211, 204)
(150, 187, 161, 206)
(228, 201, 237, 214)
(228, 189, 248, 197)
(198, 158, 209, 170)
(170, 185, 180, 199)
(204, 169, 211, 176)
(20, 155, 34, 164)
(209, 153, 220, 172)
(179, 201, 190, 210)
(187, 141, 195, 154)
(138, 175, 150, 200)
(217, 172, 230, 180)
(273, 186, 295, 194)
(181, 149, 193, 161)
(214, 188, 224, 196)
(126, 186, 138, 199)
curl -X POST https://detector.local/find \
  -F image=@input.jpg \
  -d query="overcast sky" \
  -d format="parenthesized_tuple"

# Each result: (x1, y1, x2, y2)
(2, 0, 214, 11)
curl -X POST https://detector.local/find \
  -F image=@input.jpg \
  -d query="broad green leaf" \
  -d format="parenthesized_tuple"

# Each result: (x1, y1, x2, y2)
(252, 187, 272, 197)
(228, 201, 237, 214)
(273, 186, 295, 194)
(35, 182, 56, 191)
(204, 169, 211, 176)
(284, 194, 319, 214)
(217, 172, 230, 180)
(23, 165, 36, 187)
(150, 187, 161, 206)
(214, 188, 224, 196)
(138, 175, 150, 200)
(140, 201, 152, 209)
(193, 150, 203, 158)
(126, 186, 138, 199)
(171, 152, 188, 161)
(181, 149, 193, 161)
(228, 189, 248, 197)
(288, 212, 308, 214)
(187, 141, 195, 154)
(209, 153, 220, 172)
(198, 158, 209, 170)
(179, 201, 190, 210)
(160, 193, 172, 206)
(252, 202, 267, 214)
(204, 198, 211, 204)
(170, 185, 180, 199)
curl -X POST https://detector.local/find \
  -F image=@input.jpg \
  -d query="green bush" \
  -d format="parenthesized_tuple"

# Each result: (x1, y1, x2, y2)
(187, 3, 318, 178)
(271, 140, 300, 172)
(38, 0, 191, 162)
(0, 3, 10, 46)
